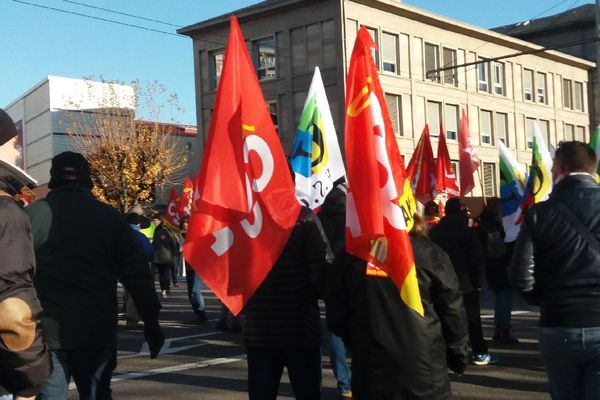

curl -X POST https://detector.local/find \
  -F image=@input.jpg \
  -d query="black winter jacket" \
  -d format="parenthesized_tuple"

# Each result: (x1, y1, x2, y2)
(26, 186, 161, 350)
(0, 196, 51, 397)
(242, 207, 333, 348)
(327, 237, 469, 400)
(474, 220, 514, 290)
(429, 214, 486, 292)
(510, 174, 600, 327)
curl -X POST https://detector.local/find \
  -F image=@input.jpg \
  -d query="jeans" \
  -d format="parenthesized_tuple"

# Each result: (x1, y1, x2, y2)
(246, 346, 321, 400)
(539, 326, 600, 400)
(463, 290, 488, 355)
(329, 333, 351, 394)
(185, 267, 205, 315)
(494, 289, 513, 330)
(38, 349, 117, 400)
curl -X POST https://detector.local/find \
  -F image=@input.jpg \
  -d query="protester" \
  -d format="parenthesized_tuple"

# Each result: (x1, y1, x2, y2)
(429, 197, 497, 365)
(510, 141, 600, 399)
(0, 109, 51, 400)
(326, 207, 468, 399)
(243, 206, 333, 400)
(317, 181, 352, 400)
(410, 214, 470, 395)
(124, 213, 156, 329)
(26, 151, 164, 399)
(423, 200, 441, 230)
(475, 198, 518, 344)
(180, 216, 207, 324)
(151, 213, 179, 298)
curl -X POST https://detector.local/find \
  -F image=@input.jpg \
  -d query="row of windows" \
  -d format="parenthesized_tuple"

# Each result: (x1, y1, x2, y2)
(384, 93, 587, 150)
(359, 24, 587, 112)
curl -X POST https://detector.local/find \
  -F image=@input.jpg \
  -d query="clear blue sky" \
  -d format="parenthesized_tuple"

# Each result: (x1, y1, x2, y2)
(1, 0, 591, 125)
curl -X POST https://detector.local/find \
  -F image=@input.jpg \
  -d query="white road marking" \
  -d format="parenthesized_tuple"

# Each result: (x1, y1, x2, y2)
(118, 331, 222, 359)
(68, 355, 246, 389)
(481, 310, 533, 319)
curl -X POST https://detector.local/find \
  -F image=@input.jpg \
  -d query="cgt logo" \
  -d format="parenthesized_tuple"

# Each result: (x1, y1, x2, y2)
(210, 124, 274, 256)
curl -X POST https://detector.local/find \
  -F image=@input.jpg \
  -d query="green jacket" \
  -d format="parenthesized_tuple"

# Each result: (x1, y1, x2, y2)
(26, 186, 160, 350)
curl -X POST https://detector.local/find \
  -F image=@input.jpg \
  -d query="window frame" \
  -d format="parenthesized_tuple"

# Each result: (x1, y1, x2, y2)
(426, 100, 442, 137)
(479, 109, 493, 145)
(477, 57, 490, 92)
(523, 68, 534, 102)
(442, 46, 458, 86)
(424, 42, 440, 83)
(536, 72, 547, 104)
(254, 37, 277, 81)
(492, 61, 505, 95)
(385, 93, 403, 136)
(444, 103, 459, 140)
(365, 27, 379, 70)
(495, 112, 508, 147)
(574, 81, 584, 111)
(209, 49, 225, 91)
(382, 31, 399, 74)
(563, 78, 573, 110)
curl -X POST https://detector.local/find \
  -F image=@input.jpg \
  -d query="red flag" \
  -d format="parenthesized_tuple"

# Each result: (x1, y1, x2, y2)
(458, 109, 480, 195)
(179, 177, 194, 219)
(344, 27, 423, 316)
(435, 127, 460, 198)
(164, 188, 181, 231)
(183, 16, 300, 315)
(406, 125, 436, 204)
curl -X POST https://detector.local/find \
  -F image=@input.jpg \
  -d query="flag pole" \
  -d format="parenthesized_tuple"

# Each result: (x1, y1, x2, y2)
(476, 167, 488, 206)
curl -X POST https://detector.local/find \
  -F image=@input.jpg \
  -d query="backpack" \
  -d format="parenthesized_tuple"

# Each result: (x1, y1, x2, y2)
(485, 229, 506, 259)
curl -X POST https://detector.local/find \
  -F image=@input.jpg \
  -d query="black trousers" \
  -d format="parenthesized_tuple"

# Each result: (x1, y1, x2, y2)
(246, 346, 321, 400)
(152, 263, 171, 291)
(463, 290, 488, 355)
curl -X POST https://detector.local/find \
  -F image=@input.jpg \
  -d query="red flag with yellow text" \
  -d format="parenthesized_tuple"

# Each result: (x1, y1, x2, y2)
(183, 16, 300, 315)
(406, 125, 436, 204)
(435, 127, 460, 198)
(164, 188, 181, 231)
(458, 109, 480, 195)
(344, 27, 423, 316)
(179, 176, 194, 219)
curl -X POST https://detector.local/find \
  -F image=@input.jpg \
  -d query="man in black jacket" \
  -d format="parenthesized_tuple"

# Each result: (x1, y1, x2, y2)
(243, 206, 333, 400)
(0, 109, 51, 400)
(510, 141, 600, 400)
(26, 152, 164, 399)
(429, 198, 497, 365)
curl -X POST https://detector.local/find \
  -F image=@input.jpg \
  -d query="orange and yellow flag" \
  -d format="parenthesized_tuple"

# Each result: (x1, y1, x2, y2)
(344, 27, 423, 316)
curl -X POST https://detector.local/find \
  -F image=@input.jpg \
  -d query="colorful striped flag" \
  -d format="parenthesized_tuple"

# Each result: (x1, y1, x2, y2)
(289, 67, 345, 209)
(498, 140, 527, 242)
(518, 121, 553, 222)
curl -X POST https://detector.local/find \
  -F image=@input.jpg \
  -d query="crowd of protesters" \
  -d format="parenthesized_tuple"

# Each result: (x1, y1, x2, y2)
(2, 103, 600, 400)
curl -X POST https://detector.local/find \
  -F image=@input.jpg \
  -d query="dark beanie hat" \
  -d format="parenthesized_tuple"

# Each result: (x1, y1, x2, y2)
(445, 198, 462, 215)
(0, 109, 18, 147)
(48, 151, 93, 189)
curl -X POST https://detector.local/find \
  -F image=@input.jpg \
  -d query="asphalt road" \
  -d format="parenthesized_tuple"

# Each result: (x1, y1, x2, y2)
(66, 283, 550, 399)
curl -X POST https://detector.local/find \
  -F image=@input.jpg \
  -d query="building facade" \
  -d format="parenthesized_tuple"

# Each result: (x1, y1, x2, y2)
(179, 0, 594, 198)
(494, 3, 599, 128)
(3, 76, 198, 202)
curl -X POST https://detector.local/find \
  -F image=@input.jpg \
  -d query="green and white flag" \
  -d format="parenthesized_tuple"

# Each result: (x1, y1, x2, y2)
(589, 124, 600, 177)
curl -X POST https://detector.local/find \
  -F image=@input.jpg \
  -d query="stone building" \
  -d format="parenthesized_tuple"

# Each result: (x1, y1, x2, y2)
(179, 0, 594, 197)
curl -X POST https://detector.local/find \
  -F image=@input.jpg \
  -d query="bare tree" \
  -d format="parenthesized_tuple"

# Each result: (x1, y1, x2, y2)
(64, 78, 188, 213)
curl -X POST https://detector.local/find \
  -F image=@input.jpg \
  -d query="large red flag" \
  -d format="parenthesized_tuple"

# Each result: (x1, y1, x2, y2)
(458, 109, 480, 195)
(183, 16, 300, 315)
(179, 176, 194, 219)
(406, 125, 436, 204)
(164, 188, 181, 231)
(435, 127, 460, 198)
(345, 27, 423, 316)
